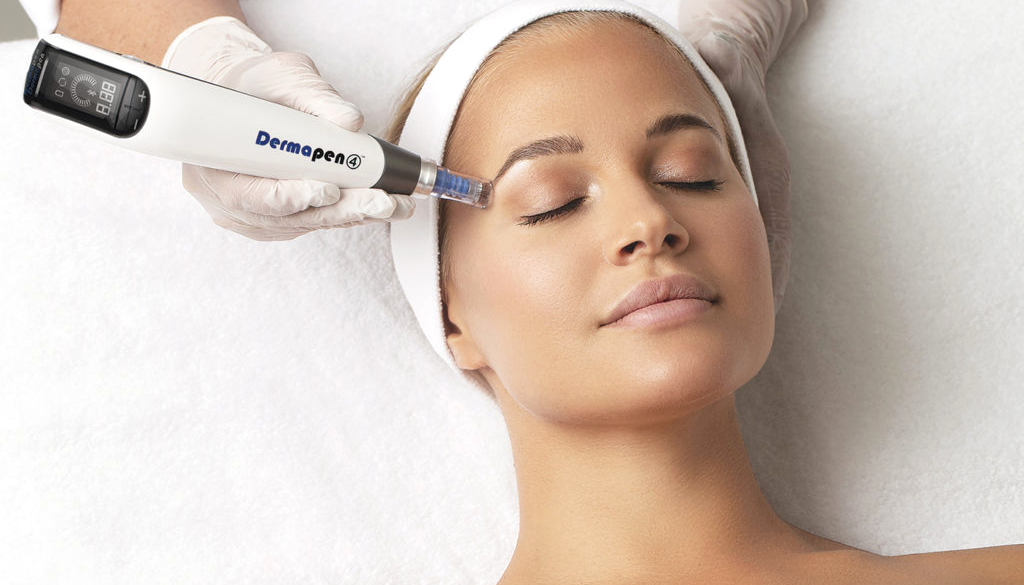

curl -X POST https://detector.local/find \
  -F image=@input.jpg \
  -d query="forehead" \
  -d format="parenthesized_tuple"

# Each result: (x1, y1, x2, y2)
(445, 17, 724, 169)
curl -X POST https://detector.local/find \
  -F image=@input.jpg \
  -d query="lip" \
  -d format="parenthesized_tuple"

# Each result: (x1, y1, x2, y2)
(600, 273, 718, 328)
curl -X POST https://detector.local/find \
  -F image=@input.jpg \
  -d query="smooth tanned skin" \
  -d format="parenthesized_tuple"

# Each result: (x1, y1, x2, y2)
(56, 0, 245, 63)
(439, 17, 1023, 585)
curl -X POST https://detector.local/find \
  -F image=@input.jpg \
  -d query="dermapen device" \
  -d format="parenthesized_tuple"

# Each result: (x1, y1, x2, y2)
(22, 35, 491, 209)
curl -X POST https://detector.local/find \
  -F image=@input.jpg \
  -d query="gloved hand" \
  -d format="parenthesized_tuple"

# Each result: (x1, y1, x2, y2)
(162, 16, 414, 241)
(678, 0, 809, 313)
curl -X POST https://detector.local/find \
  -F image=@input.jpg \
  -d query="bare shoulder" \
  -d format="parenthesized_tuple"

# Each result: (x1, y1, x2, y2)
(792, 544, 1024, 584)
(888, 543, 1024, 584)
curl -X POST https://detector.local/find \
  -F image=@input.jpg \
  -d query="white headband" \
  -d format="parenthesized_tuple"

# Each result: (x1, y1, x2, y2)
(389, 0, 758, 394)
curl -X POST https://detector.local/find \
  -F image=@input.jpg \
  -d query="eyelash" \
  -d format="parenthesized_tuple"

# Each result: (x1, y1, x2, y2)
(518, 197, 586, 226)
(659, 179, 724, 192)
(517, 180, 724, 227)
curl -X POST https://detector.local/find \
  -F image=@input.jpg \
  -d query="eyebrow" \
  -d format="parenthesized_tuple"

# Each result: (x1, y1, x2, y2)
(492, 135, 584, 184)
(645, 113, 721, 142)
(489, 113, 720, 184)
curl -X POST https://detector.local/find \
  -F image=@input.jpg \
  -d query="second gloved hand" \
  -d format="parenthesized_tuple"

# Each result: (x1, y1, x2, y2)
(162, 16, 414, 241)
(678, 0, 808, 314)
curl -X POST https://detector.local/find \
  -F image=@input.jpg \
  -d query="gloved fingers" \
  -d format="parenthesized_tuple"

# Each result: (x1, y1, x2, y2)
(754, 161, 791, 314)
(733, 83, 792, 259)
(205, 187, 411, 234)
(736, 93, 792, 315)
(265, 189, 414, 229)
(162, 17, 273, 77)
(183, 164, 342, 216)
(220, 51, 364, 132)
(693, 32, 764, 96)
(182, 166, 416, 240)
(388, 194, 416, 221)
(678, 0, 809, 77)
(679, 0, 801, 314)
(181, 179, 303, 241)
(767, 230, 791, 314)
(273, 52, 365, 131)
(211, 214, 306, 242)
(165, 17, 384, 241)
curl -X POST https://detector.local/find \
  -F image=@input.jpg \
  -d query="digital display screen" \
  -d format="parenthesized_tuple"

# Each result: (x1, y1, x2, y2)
(41, 54, 128, 122)
(25, 40, 149, 137)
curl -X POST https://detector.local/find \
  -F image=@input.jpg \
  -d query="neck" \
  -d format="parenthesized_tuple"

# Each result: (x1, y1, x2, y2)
(496, 392, 821, 584)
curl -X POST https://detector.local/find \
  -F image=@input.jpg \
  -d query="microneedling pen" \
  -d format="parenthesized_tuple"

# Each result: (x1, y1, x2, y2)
(23, 35, 492, 209)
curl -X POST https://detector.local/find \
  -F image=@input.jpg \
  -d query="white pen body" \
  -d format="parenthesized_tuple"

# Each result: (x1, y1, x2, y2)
(27, 34, 408, 190)
(25, 34, 496, 205)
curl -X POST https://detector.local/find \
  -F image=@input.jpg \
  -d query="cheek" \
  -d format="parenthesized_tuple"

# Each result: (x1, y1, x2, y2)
(703, 198, 775, 371)
(443, 194, 775, 424)
(450, 226, 596, 393)
(735, 202, 773, 305)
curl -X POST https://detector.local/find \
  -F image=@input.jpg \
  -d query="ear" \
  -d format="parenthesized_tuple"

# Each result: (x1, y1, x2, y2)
(443, 300, 488, 371)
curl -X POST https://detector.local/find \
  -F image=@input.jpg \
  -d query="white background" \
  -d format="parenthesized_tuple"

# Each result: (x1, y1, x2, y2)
(1, 1, 1022, 583)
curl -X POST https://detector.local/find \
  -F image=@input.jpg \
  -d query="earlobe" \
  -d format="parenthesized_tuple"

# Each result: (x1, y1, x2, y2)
(446, 328, 489, 370)
(444, 304, 489, 371)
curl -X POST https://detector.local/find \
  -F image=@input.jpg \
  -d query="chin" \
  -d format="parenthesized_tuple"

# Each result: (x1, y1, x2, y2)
(503, 352, 748, 428)
(490, 319, 772, 426)
(609, 358, 743, 426)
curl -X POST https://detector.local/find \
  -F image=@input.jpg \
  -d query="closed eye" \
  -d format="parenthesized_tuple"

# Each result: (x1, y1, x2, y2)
(518, 197, 586, 226)
(517, 180, 722, 227)
(658, 180, 725, 192)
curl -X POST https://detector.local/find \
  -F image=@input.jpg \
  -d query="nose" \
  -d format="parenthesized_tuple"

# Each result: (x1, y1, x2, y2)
(602, 181, 689, 266)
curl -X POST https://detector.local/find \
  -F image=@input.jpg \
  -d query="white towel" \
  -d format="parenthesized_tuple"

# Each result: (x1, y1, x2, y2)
(1, 1, 1021, 583)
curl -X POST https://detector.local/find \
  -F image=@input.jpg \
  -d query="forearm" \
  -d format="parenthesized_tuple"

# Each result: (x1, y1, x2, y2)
(54, 0, 246, 63)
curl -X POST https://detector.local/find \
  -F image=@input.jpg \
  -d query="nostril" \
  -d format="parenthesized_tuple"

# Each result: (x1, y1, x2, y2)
(665, 234, 680, 248)
(622, 241, 640, 254)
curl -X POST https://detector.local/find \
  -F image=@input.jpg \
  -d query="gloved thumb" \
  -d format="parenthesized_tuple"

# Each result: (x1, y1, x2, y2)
(164, 16, 366, 133)
(233, 51, 365, 132)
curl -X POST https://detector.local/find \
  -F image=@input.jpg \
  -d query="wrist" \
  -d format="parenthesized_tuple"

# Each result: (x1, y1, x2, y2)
(56, 0, 246, 64)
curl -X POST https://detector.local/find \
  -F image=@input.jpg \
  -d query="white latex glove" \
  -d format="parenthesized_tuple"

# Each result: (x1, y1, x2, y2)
(678, 0, 809, 314)
(162, 16, 414, 241)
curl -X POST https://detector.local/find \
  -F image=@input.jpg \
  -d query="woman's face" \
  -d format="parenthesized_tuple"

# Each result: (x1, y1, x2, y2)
(442, 17, 774, 425)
